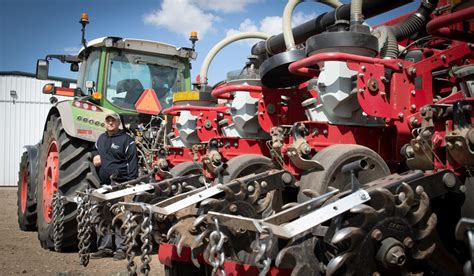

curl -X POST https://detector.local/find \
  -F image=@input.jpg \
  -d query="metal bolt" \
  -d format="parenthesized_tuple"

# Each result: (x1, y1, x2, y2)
(229, 204, 238, 213)
(171, 185, 177, 191)
(411, 104, 416, 111)
(360, 193, 368, 200)
(409, 117, 418, 127)
(380, 91, 386, 96)
(380, 76, 388, 82)
(248, 185, 255, 193)
(387, 246, 406, 266)
(261, 181, 268, 188)
(398, 112, 404, 119)
(234, 143, 238, 147)
(323, 129, 328, 135)
(455, 141, 463, 149)
(398, 192, 406, 202)
(408, 67, 417, 76)
(442, 172, 457, 188)
(446, 142, 454, 149)
(373, 272, 381, 276)
(420, 107, 427, 116)
(460, 185, 467, 193)
(358, 73, 365, 78)
(372, 229, 383, 241)
(359, 88, 365, 93)
(403, 237, 414, 248)
(441, 54, 446, 62)
(415, 185, 424, 195)
(361, 66, 366, 71)
(413, 143, 421, 152)
(281, 173, 293, 184)
(411, 90, 416, 96)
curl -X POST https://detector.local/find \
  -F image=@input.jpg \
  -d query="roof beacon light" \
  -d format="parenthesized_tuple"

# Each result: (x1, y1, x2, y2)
(80, 12, 89, 48)
(190, 31, 198, 50)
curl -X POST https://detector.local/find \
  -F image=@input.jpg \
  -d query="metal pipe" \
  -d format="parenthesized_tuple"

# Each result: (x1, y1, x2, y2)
(252, 0, 414, 56)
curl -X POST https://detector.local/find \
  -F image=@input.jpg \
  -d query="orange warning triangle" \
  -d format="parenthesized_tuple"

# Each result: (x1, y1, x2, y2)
(135, 88, 162, 115)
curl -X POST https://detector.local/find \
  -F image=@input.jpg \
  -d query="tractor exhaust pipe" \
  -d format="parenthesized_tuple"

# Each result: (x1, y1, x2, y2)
(251, 0, 414, 56)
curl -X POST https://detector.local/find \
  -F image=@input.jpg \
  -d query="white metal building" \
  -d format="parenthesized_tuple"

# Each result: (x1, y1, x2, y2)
(0, 72, 75, 186)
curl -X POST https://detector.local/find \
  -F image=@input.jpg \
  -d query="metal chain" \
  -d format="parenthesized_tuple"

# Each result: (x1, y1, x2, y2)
(139, 206, 153, 276)
(52, 192, 65, 252)
(254, 225, 274, 276)
(208, 218, 226, 276)
(125, 210, 140, 276)
(77, 190, 92, 267)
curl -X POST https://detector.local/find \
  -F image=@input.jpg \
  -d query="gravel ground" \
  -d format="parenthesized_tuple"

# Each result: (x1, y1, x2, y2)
(0, 187, 165, 276)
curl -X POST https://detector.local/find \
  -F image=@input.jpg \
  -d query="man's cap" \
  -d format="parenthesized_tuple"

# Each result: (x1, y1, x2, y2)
(105, 113, 121, 121)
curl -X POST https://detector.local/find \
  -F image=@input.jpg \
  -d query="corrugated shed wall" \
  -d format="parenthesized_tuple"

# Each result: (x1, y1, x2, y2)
(0, 75, 72, 186)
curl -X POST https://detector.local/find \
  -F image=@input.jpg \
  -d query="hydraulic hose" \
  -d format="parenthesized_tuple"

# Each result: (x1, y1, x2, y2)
(199, 32, 270, 85)
(252, 0, 414, 56)
(374, 0, 438, 58)
(283, 0, 344, 51)
(374, 26, 399, 59)
(392, 0, 439, 40)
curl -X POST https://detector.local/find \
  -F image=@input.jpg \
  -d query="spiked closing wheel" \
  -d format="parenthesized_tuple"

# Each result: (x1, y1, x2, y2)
(325, 184, 437, 275)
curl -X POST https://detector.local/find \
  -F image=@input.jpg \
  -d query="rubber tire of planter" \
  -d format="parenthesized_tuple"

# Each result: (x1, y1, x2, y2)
(169, 161, 203, 177)
(36, 114, 101, 250)
(17, 150, 38, 231)
(222, 154, 273, 183)
(297, 144, 391, 202)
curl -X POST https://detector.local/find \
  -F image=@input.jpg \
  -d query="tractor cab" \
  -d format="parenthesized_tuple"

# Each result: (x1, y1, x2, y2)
(37, 36, 196, 116)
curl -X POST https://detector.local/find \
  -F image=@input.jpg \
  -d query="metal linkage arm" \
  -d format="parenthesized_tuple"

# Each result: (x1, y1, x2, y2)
(90, 174, 202, 202)
(207, 189, 369, 239)
(119, 170, 294, 216)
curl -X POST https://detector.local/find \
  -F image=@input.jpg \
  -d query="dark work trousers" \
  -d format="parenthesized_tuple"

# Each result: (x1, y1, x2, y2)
(96, 223, 126, 252)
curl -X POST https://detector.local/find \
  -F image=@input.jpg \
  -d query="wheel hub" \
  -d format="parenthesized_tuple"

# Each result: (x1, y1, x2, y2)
(20, 168, 28, 214)
(43, 141, 58, 223)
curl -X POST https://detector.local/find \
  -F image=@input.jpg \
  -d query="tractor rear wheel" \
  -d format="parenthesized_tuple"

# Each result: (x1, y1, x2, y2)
(298, 144, 390, 202)
(36, 114, 100, 250)
(17, 150, 38, 231)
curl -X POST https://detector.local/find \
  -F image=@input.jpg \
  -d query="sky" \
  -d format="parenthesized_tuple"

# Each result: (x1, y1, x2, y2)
(0, 0, 419, 86)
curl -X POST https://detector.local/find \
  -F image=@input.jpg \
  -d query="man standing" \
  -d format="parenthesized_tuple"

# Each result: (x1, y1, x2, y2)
(90, 113, 138, 260)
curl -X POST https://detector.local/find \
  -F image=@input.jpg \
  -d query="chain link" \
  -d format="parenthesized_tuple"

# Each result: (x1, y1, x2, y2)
(254, 225, 274, 276)
(125, 210, 140, 276)
(208, 218, 226, 276)
(77, 189, 93, 267)
(139, 206, 153, 276)
(52, 192, 65, 252)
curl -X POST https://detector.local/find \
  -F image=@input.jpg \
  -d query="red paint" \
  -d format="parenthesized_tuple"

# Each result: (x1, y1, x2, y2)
(42, 141, 58, 223)
(427, 6, 474, 42)
(20, 167, 28, 214)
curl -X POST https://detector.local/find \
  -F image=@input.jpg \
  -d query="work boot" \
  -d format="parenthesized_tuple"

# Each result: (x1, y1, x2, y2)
(113, 250, 126, 261)
(90, 249, 114, 259)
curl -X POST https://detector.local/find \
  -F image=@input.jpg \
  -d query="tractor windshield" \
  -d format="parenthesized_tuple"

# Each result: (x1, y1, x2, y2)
(105, 50, 186, 111)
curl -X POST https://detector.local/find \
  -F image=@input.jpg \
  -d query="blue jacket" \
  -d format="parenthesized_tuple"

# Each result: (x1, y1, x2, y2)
(91, 130, 138, 184)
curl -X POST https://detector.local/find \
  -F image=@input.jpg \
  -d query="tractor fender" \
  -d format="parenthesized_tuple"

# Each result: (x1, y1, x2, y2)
(44, 100, 115, 143)
(23, 144, 39, 204)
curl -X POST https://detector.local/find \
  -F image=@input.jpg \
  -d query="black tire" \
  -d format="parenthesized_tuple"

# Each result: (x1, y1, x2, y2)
(169, 161, 202, 177)
(17, 150, 38, 231)
(36, 114, 101, 250)
(298, 144, 390, 202)
(222, 154, 273, 183)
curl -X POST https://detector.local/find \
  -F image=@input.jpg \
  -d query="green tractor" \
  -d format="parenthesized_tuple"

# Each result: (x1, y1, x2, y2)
(16, 13, 197, 250)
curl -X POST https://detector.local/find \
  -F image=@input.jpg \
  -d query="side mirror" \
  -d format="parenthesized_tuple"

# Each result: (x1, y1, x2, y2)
(70, 63, 79, 72)
(36, 59, 49, 80)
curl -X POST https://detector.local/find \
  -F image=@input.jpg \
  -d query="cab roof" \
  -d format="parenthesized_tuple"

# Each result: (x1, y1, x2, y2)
(78, 36, 196, 60)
